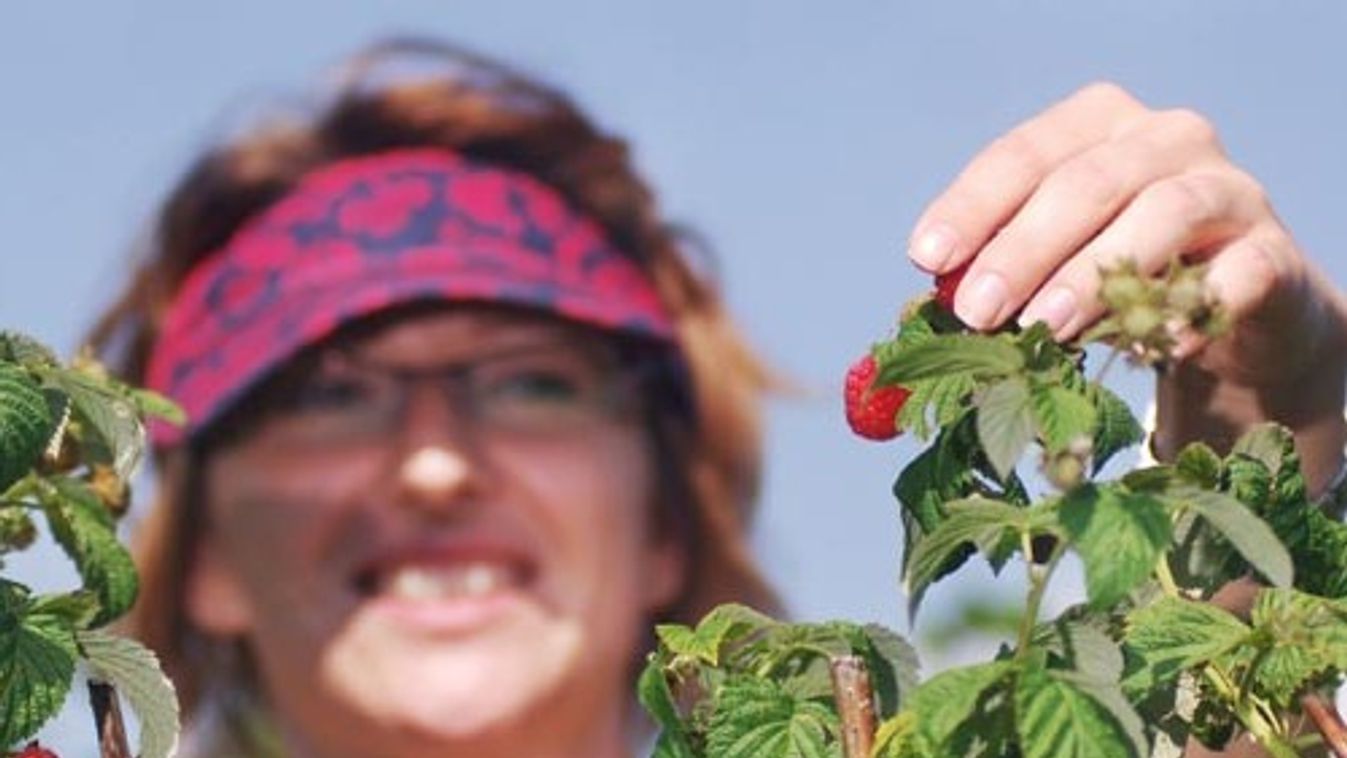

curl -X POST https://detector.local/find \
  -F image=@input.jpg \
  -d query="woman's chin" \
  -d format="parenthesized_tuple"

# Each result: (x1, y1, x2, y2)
(319, 603, 585, 739)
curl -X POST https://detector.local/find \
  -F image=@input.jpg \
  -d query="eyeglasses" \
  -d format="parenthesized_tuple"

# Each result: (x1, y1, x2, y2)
(253, 340, 647, 452)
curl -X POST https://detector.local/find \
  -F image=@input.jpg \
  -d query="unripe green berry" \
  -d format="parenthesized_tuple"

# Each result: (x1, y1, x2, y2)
(1100, 273, 1149, 308)
(0, 508, 37, 551)
(1121, 304, 1164, 340)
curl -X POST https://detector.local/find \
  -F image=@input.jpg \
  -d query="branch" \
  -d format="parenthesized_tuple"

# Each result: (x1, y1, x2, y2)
(829, 655, 877, 758)
(88, 682, 132, 758)
(1301, 692, 1347, 758)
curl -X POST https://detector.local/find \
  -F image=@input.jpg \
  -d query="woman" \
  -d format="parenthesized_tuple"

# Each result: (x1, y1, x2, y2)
(90, 40, 779, 757)
(88, 40, 1345, 757)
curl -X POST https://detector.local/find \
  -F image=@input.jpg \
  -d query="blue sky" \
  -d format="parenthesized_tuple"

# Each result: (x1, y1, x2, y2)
(4, 2, 1346, 751)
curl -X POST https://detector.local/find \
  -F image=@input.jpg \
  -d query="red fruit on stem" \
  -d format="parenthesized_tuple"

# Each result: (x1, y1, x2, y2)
(13, 742, 59, 758)
(933, 260, 972, 312)
(844, 354, 911, 441)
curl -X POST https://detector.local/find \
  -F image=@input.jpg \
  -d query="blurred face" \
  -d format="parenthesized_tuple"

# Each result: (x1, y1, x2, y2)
(186, 308, 684, 757)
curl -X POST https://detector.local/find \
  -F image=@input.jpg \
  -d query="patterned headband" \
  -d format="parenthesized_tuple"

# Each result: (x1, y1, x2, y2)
(146, 148, 677, 445)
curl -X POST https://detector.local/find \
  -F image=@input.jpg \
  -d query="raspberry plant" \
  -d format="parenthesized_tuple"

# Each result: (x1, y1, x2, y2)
(642, 263, 1347, 757)
(0, 332, 182, 757)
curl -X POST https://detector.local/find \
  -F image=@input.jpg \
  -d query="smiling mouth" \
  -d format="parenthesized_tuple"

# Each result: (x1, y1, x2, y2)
(353, 560, 535, 603)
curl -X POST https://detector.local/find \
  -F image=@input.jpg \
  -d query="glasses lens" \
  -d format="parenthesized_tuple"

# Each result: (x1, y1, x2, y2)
(469, 345, 634, 435)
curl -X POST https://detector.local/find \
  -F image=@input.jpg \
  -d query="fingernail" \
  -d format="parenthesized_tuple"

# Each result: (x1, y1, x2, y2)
(909, 222, 958, 271)
(1020, 287, 1078, 335)
(957, 271, 1009, 329)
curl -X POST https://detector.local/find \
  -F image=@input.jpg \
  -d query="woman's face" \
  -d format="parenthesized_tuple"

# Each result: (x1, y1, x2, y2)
(186, 307, 684, 756)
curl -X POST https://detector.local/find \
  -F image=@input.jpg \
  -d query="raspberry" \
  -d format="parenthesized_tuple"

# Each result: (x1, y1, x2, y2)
(12, 742, 59, 758)
(844, 354, 910, 441)
(933, 260, 972, 312)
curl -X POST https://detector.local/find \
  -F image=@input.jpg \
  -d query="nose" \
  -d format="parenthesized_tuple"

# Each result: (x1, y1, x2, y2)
(392, 380, 483, 509)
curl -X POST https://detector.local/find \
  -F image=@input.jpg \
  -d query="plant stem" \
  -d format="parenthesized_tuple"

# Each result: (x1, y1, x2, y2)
(1301, 693, 1347, 758)
(1155, 555, 1182, 598)
(1015, 534, 1062, 658)
(88, 681, 132, 758)
(1202, 667, 1299, 758)
(829, 655, 877, 758)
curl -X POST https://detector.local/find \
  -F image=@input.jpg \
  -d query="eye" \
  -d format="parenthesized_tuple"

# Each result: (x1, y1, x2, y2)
(280, 375, 375, 413)
(489, 369, 586, 403)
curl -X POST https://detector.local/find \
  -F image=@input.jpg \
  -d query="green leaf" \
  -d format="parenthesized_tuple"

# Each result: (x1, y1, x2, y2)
(78, 629, 180, 758)
(0, 597, 79, 746)
(877, 334, 1024, 387)
(1174, 443, 1222, 489)
(859, 624, 921, 718)
(29, 591, 100, 629)
(38, 478, 138, 625)
(1059, 486, 1171, 609)
(976, 378, 1036, 481)
(1014, 656, 1139, 758)
(1124, 597, 1250, 689)
(896, 372, 979, 441)
(906, 497, 1024, 602)
(906, 660, 1014, 750)
(1230, 423, 1294, 473)
(657, 603, 774, 667)
(1172, 488, 1293, 588)
(637, 658, 697, 757)
(1084, 384, 1143, 474)
(0, 332, 60, 368)
(871, 711, 925, 758)
(39, 367, 144, 482)
(704, 677, 840, 758)
(0, 364, 56, 493)
(1030, 384, 1097, 453)
(128, 388, 186, 426)
(1247, 590, 1347, 705)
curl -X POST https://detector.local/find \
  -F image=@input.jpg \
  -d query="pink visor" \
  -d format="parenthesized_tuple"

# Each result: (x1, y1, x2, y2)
(145, 148, 677, 446)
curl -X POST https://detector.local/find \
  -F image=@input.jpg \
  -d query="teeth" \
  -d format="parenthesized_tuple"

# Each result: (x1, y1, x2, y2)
(385, 563, 510, 600)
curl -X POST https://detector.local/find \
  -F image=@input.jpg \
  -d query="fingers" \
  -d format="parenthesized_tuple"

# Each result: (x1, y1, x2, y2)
(908, 82, 1147, 274)
(952, 112, 1230, 329)
(1019, 168, 1267, 337)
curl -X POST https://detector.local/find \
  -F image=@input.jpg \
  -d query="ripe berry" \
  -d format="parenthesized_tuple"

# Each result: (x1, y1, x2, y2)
(933, 260, 972, 312)
(13, 742, 59, 758)
(844, 354, 911, 441)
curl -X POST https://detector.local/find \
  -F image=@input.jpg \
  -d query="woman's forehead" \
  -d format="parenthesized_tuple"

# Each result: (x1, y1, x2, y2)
(336, 305, 606, 364)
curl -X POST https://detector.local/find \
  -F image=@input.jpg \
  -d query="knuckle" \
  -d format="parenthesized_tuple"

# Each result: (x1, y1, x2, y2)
(985, 129, 1048, 179)
(1153, 174, 1224, 225)
(1158, 108, 1221, 148)
(1054, 154, 1124, 206)
(1075, 80, 1138, 110)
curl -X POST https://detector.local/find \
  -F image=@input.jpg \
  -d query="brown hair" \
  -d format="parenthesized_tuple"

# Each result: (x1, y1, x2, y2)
(87, 38, 780, 723)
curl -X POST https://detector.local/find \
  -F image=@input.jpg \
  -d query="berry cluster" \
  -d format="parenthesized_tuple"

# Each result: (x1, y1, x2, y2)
(844, 263, 969, 441)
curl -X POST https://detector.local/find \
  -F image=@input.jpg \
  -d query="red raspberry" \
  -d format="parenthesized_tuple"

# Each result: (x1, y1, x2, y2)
(933, 260, 972, 312)
(844, 354, 911, 441)
(12, 743, 59, 758)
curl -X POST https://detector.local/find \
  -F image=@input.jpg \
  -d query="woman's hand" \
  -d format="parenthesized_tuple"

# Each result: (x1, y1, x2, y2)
(908, 82, 1347, 492)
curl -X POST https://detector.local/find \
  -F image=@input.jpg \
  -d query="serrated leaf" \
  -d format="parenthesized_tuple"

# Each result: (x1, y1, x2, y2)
(1124, 597, 1250, 690)
(0, 332, 60, 368)
(1230, 423, 1294, 474)
(705, 677, 840, 758)
(906, 661, 1014, 754)
(1174, 443, 1222, 489)
(638, 657, 696, 758)
(877, 334, 1023, 387)
(38, 478, 138, 625)
(39, 367, 144, 482)
(896, 372, 978, 442)
(0, 364, 56, 493)
(1247, 590, 1347, 705)
(0, 599, 78, 746)
(906, 497, 1024, 602)
(29, 591, 100, 629)
(1030, 384, 1097, 453)
(1172, 488, 1292, 588)
(1014, 657, 1138, 758)
(976, 378, 1035, 480)
(1085, 384, 1143, 474)
(1059, 486, 1171, 609)
(78, 629, 180, 758)
(859, 624, 921, 718)
(128, 388, 186, 426)
(871, 711, 924, 758)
